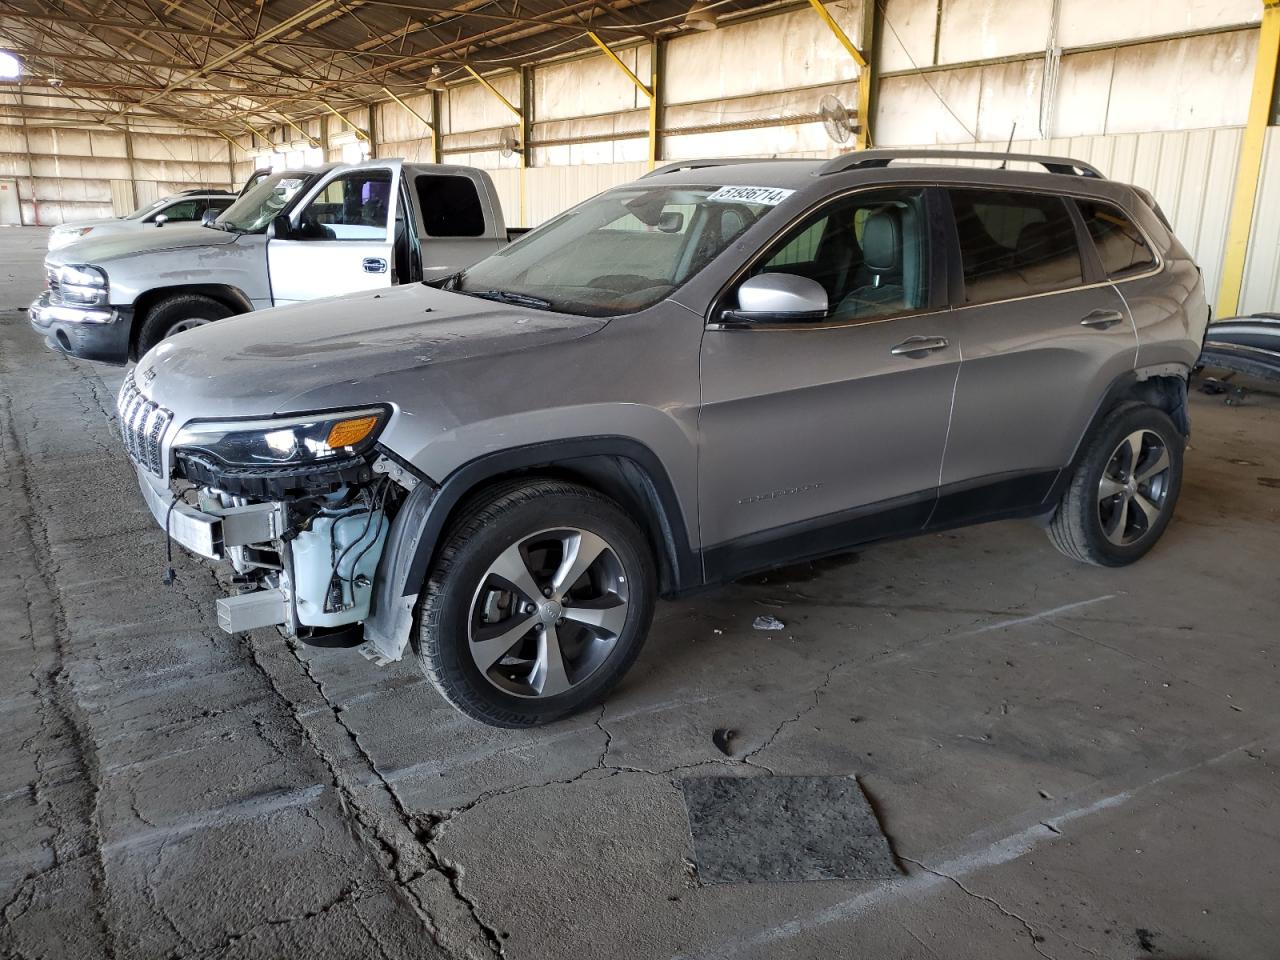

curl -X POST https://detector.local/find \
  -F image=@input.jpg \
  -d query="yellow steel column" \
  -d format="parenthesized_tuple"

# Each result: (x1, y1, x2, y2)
(806, 0, 873, 148)
(1218, 0, 1280, 319)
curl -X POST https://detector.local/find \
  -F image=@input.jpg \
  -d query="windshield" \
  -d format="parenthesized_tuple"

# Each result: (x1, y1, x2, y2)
(213, 170, 318, 233)
(122, 197, 171, 221)
(455, 185, 777, 316)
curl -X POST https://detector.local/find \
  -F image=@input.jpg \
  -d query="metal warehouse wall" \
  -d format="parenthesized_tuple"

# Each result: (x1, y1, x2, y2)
(111, 0, 1278, 311)
(0, 112, 234, 226)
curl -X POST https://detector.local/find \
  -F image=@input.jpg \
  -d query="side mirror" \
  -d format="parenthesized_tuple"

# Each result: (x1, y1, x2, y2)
(153, 213, 168, 227)
(721, 273, 829, 324)
(201, 208, 219, 226)
(266, 214, 292, 240)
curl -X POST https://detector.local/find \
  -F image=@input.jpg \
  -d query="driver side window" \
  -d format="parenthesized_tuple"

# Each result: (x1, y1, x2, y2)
(746, 188, 931, 322)
(295, 171, 391, 241)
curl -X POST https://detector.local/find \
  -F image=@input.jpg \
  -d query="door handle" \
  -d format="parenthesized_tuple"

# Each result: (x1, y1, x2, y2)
(1079, 309, 1125, 329)
(363, 257, 388, 274)
(890, 335, 949, 357)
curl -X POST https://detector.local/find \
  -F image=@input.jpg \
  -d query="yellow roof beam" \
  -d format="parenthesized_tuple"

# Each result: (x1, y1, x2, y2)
(464, 66, 522, 119)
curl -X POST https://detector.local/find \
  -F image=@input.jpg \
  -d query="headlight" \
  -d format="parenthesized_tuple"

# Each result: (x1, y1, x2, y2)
(49, 227, 93, 250)
(173, 408, 388, 467)
(54, 263, 109, 305)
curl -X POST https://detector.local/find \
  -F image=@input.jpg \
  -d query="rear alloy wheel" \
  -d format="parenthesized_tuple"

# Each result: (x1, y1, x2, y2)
(1096, 429, 1173, 547)
(1048, 403, 1184, 566)
(417, 481, 655, 726)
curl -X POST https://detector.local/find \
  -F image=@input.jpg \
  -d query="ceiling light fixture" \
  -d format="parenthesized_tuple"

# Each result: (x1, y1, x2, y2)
(684, 1, 718, 31)
(0, 51, 21, 80)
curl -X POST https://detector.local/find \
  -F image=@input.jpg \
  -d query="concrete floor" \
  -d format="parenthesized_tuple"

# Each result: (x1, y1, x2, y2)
(2, 223, 1278, 960)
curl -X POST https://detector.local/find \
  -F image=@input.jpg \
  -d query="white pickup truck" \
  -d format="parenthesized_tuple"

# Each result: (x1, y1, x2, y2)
(30, 159, 521, 363)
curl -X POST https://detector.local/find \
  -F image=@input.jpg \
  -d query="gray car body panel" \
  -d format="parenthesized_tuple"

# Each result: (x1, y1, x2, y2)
(130, 154, 1209, 660)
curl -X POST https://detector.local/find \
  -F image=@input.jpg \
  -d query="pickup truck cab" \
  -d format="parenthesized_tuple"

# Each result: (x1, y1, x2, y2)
(31, 159, 514, 363)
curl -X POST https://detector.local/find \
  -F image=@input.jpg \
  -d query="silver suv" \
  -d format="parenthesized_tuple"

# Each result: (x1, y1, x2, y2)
(120, 150, 1209, 727)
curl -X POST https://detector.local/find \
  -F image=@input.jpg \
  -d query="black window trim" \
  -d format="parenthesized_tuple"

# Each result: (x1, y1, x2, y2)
(706, 182, 951, 332)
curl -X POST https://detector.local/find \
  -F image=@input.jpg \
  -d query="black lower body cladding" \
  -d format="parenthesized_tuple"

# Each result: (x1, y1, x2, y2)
(30, 303, 133, 364)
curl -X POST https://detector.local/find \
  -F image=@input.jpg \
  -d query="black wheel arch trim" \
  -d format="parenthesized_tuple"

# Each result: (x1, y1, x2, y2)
(1044, 364, 1191, 512)
(361, 435, 699, 662)
(129, 284, 255, 357)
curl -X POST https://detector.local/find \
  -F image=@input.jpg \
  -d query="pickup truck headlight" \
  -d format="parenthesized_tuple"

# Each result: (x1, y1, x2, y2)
(54, 263, 109, 306)
(172, 408, 388, 467)
(49, 227, 95, 250)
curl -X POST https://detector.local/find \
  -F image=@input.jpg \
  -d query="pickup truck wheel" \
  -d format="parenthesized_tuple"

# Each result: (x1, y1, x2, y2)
(416, 480, 656, 727)
(136, 293, 232, 357)
(1048, 403, 1183, 566)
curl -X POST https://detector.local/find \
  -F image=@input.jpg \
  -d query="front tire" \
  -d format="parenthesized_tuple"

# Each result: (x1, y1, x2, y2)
(136, 293, 233, 357)
(1048, 403, 1184, 566)
(416, 480, 656, 727)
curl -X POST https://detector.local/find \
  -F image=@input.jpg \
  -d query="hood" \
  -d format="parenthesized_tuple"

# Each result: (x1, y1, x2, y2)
(52, 217, 119, 232)
(139, 283, 606, 420)
(45, 223, 238, 266)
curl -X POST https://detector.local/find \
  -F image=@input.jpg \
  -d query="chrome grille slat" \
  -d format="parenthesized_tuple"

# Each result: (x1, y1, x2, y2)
(115, 370, 172, 477)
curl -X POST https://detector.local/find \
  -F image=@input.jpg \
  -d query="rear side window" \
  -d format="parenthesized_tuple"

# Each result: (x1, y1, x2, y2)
(1077, 200, 1156, 278)
(948, 189, 1083, 304)
(415, 174, 485, 237)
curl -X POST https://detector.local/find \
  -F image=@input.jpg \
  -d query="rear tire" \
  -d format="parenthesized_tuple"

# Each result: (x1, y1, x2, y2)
(1048, 403, 1183, 566)
(416, 480, 656, 727)
(136, 293, 233, 357)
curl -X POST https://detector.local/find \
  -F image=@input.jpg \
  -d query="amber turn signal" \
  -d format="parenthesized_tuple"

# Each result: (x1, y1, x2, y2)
(325, 414, 381, 449)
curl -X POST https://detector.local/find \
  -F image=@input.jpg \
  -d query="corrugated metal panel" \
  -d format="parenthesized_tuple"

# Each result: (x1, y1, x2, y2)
(1239, 126, 1280, 315)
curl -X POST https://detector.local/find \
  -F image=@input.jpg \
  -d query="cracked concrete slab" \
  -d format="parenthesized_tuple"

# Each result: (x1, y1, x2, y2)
(2, 225, 1279, 959)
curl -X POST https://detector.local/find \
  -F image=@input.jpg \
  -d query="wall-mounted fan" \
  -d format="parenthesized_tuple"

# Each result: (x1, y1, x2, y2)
(499, 127, 520, 158)
(819, 93, 855, 145)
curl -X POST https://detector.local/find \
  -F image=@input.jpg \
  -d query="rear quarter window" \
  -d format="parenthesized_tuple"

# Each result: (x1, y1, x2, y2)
(1076, 200, 1157, 278)
(415, 174, 486, 237)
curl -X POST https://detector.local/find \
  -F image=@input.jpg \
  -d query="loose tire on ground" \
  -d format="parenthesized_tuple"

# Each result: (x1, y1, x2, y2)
(416, 479, 656, 727)
(1048, 402, 1184, 567)
(136, 293, 234, 357)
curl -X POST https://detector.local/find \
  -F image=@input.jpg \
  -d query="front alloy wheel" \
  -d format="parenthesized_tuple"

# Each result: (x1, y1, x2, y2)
(417, 480, 656, 727)
(469, 528, 629, 698)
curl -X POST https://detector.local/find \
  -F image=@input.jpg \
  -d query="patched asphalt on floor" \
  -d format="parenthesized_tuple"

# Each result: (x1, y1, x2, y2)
(2, 225, 1279, 959)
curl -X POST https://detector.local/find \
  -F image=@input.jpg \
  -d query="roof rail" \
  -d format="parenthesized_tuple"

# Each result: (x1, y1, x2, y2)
(818, 149, 1104, 179)
(641, 157, 809, 179)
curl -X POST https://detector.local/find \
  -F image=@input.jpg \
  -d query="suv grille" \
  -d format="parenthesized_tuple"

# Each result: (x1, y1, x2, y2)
(117, 370, 173, 477)
(46, 268, 61, 304)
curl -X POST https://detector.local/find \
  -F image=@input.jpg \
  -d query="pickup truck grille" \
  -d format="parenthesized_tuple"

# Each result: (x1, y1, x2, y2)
(117, 370, 173, 477)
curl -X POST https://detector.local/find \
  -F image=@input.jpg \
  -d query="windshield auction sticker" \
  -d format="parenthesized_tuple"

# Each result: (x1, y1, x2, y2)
(707, 185, 795, 205)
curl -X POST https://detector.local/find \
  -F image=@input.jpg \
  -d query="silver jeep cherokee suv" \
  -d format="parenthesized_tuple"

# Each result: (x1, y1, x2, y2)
(119, 150, 1209, 727)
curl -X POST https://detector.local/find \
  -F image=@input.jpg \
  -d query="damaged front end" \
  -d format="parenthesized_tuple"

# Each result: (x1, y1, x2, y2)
(118, 370, 421, 652)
